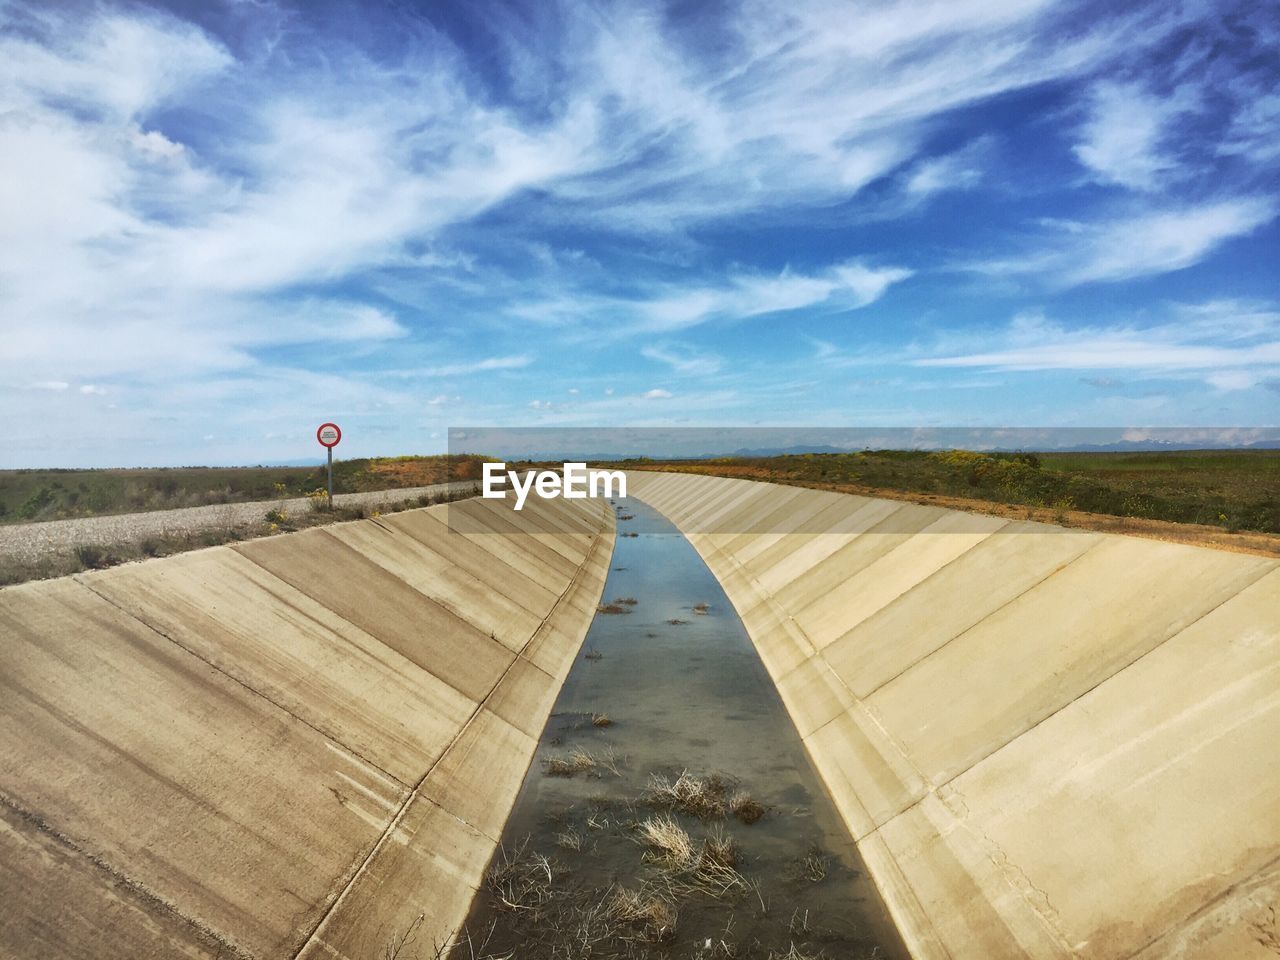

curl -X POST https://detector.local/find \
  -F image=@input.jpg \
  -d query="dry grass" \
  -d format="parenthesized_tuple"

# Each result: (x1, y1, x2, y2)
(543, 747, 622, 778)
(591, 712, 613, 727)
(767, 946, 825, 960)
(382, 913, 425, 960)
(606, 886, 678, 942)
(729, 790, 765, 825)
(554, 829, 583, 852)
(638, 815, 698, 867)
(785, 844, 829, 883)
(484, 842, 558, 914)
(636, 816, 752, 903)
(702, 824, 737, 868)
(644, 771, 729, 819)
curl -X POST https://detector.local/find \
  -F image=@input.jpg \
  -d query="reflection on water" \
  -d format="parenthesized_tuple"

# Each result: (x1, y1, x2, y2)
(451, 498, 907, 960)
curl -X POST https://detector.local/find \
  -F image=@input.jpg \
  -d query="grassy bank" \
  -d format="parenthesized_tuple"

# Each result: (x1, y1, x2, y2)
(0, 454, 488, 524)
(618, 449, 1280, 535)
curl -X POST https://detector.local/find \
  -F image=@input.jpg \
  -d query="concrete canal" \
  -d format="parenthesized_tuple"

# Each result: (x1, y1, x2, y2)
(451, 497, 908, 959)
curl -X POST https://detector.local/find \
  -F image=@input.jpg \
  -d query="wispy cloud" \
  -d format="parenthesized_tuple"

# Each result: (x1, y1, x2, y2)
(904, 138, 989, 198)
(915, 303, 1280, 389)
(966, 198, 1275, 286)
(516, 260, 913, 334)
(641, 344, 723, 376)
(418, 356, 534, 378)
(1072, 81, 1193, 191)
(1, 0, 1277, 463)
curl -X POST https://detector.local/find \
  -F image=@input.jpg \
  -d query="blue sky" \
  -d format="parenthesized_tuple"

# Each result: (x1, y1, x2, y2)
(2, 0, 1278, 466)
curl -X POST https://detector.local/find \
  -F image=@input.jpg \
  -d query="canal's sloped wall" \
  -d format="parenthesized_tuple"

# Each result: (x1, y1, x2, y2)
(626, 470, 1280, 960)
(0, 495, 612, 960)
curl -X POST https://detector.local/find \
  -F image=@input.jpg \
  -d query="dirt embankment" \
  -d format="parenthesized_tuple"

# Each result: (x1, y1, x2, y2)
(0, 481, 478, 585)
(629, 464, 1280, 559)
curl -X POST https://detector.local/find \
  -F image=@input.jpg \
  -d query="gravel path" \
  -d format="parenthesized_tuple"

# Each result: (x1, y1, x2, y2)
(0, 481, 477, 570)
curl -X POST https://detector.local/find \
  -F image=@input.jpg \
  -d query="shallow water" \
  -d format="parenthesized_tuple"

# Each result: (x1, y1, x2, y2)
(451, 497, 908, 959)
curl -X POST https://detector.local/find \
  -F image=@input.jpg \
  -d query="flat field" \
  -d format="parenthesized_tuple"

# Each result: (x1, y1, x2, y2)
(619, 449, 1280, 549)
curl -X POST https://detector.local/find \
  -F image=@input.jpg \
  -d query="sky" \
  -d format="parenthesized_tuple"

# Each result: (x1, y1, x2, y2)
(2, 0, 1278, 467)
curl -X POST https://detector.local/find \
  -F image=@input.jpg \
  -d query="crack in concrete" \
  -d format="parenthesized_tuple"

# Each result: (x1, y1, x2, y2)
(76, 575, 410, 792)
(0, 788, 256, 960)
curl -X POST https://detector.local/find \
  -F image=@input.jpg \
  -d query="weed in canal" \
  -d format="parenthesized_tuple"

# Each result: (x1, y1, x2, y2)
(767, 946, 825, 960)
(785, 844, 830, 884)
(607, 886, 678, 942)
(621, 531, 640, 537)
(554, 828, 584, 852)
(446, 921, 512, 960)
(693, 602, 711, 615)
(380, 912, 426, 960)
(730, 790, 766, 825)
(544, 746, 623, 778)
(638, 814, 698, 867)
(598, 602, 633, 614)
(614, 596, 639, 605)
(592, 712, 613, 727)
(667, 617, 689, 625)
(485, 840, 558, 913)
(702, 824, 738, 869)
(583, 647, 604, 661)
(636, 816, 753, 903)
(645, 770, 730, 820)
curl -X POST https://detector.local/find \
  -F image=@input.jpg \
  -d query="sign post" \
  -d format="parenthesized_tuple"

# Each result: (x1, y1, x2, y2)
(316, 423, 341, 509)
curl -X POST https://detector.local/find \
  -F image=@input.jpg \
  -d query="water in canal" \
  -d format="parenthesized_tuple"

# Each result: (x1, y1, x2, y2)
(450, 497, 907, 959)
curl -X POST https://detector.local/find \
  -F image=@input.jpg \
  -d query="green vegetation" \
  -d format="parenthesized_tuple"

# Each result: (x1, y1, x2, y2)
(0, 454, 488, 525)
(620, 449, 1280, 534)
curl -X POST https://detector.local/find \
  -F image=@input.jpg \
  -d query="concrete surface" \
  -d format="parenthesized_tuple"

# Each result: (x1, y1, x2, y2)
(625, 470, 1280, 960)
(5, 467, 1277, 960)
(0, 493, 612, 959)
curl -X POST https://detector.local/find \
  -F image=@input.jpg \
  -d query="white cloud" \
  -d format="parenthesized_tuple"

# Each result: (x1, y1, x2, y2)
(914, 303, 1280, 390)
(1073, 81, 1192, 191)
(1, 0, 1272, 462)
(968, 198, 1275, 286)
(0, 9, 231, 119)
(630, 261, 912, 333)
(79, 384, 107, 395)
(510, 259, 911, 334)
(641, 344, 723, 375)
(29, 380, 70, 391)
(904, 139, 988, 197)
(431, 356, 532, 377)
(642, 388, 673, 399)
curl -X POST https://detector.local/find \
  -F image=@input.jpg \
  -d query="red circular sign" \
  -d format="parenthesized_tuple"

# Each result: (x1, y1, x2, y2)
(317, 422, 342, 447)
